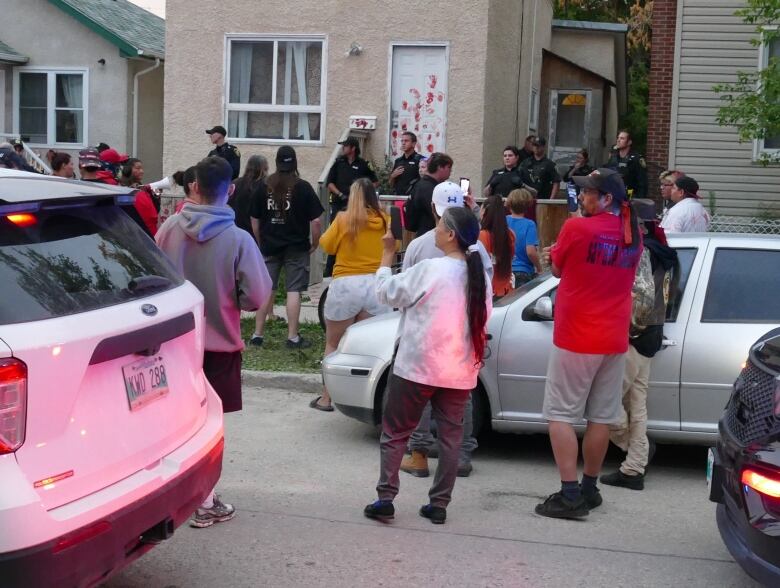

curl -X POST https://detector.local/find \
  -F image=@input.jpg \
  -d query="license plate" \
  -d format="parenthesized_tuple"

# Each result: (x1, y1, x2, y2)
(122, 355, 169, 411)
(706, 447, 715, 490)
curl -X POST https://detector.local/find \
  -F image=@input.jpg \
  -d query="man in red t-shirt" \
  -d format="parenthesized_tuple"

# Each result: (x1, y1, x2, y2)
(536, 168, 642, 520)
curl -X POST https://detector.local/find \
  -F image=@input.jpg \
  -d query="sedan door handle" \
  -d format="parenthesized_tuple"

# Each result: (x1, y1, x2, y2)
(661, 338, 678, 349)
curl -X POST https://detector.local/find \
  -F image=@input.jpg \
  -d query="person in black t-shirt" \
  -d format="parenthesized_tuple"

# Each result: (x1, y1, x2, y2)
(389, 131, 424, 195)
(484, 145, 524, 198)
(230, 154, 269, 238)
(250, 146, 324, 349)
(519, 137, 561, 199)
(403, 152, 454, 238)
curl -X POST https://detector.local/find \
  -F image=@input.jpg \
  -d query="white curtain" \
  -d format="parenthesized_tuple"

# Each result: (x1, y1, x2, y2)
(281, 42, 310, 140)
(59, 74, 82, 108)
(229, 43, 253, 138)
(57, 74, 83, 143)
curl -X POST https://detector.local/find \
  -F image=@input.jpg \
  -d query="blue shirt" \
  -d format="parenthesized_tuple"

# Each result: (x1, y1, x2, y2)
(506, 216, 539, 273)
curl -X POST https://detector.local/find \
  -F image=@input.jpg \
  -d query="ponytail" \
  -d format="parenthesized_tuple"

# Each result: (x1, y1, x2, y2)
(465, 246, 488, 366)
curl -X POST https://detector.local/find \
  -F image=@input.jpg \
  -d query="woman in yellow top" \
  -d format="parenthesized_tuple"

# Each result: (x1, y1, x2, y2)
(311, 178, 393, 411)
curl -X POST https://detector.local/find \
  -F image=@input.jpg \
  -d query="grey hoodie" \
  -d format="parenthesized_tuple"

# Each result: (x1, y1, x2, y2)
(156, 203, 272, 352)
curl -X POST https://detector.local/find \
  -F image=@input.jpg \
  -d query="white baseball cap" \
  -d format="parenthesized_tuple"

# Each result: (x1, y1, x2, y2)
(432, 181, 464, 216)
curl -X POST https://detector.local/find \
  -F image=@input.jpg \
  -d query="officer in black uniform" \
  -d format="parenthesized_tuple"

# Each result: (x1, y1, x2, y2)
(484, 145, 524, 198)
(519, 137, 561, 199)
(324, 136, 378, 276)
(605, 130, 647, 199)
(389, 131, 424, 195)
(206, 125, 241, 180)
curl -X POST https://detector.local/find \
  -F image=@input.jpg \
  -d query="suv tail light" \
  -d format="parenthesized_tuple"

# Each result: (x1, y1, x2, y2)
(0, 358, 27, 455)
(742, 468, 780, 499)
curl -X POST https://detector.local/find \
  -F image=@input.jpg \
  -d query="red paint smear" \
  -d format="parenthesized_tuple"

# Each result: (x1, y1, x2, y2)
(429, 75, 438, 89)
(437, 93, 444, 102)
(410, 88, 421, 99)
(402, 100, 409, 110)
(401, 122, 407, 130)
(415, 112, 421, 122)
(426, 144, 434, 153)
(391, 130, 398, 138)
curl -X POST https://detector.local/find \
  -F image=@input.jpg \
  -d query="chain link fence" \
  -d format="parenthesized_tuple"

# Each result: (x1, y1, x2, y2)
(709, 215, 780, 235)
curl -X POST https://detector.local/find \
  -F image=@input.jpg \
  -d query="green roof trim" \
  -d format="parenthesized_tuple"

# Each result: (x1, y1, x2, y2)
(0, 39, 29, 64)
(47, 0, 165, 60)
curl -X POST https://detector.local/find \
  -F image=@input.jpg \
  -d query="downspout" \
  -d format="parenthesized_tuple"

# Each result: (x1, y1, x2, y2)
(132, 57, 161, 157)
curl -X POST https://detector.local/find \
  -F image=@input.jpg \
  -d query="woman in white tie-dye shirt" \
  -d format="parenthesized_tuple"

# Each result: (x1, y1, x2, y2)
(363, 206, 492, 525)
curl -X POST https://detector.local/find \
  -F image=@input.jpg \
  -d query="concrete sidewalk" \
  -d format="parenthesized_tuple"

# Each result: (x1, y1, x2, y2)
(242, 279, 328, 325)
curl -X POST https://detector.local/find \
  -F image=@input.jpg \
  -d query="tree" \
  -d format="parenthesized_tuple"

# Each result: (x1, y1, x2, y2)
(713, 0, 780, 165)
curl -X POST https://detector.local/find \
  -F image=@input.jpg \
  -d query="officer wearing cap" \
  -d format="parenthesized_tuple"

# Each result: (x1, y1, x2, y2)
(326, 137, 378, 213)
(605, 130, 647, 199)
(324, 136, 378, 276)
(206, 125, 241, 179)
(519, 137, 561, 199)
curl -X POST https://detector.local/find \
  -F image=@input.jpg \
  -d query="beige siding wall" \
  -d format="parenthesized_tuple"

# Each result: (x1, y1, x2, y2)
(0, 0, 131, 155)
(164, 0, 495, 188)
(128, 60, 165, 181)
(550, 30, 616, 83)
(672, 0, 780, 216)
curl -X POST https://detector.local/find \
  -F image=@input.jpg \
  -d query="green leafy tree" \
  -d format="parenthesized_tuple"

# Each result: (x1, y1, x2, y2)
(713, 0, 780, 165)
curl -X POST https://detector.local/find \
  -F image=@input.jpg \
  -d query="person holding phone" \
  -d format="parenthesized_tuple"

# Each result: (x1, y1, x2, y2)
(313, 178, 395, 411)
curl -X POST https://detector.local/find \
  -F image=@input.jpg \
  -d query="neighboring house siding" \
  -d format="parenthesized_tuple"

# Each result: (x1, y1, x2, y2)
(0, 0, 130, 152)
(672, 0, 780, 216)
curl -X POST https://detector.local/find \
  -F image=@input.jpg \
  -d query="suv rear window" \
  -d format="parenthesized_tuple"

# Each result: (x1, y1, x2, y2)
(0, 204, 183, 325)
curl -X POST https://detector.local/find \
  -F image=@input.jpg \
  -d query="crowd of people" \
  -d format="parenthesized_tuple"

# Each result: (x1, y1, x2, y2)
(0, 126, 714, 526)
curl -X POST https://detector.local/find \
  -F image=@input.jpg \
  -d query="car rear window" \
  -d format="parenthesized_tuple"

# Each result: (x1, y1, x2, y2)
(702, 248, 780, 323)
(0, 204, 183, 325)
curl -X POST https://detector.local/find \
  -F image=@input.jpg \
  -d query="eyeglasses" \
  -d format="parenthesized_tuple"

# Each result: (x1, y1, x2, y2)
(661, 182, 673, 187)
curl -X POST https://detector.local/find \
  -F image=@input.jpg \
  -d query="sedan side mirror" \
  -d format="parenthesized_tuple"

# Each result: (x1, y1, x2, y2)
(522, 296, 554, 321)
(534, 297, 554, 320)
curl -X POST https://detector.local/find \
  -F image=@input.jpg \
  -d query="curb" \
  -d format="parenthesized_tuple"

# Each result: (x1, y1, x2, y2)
(241, 370, 322, 394)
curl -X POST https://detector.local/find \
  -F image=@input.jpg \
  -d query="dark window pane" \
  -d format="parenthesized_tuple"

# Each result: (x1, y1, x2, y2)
(228, 111, 321, 141)
(56, 110, 83, 143)
(19, 108, 47, 143)
(555, 93, 587, 148)
(0, 205, 183, 325)
(19, 73, 47, 108)
(666, 248, 697, 322)
(702, 249, 780, 322)
(56, 74, 83, 108)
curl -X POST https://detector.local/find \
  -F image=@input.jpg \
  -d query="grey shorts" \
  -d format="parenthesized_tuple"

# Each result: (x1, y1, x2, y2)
(542, 344, 626, 424)
(264, 248, 310, 292)
(323, 274, 390, 321)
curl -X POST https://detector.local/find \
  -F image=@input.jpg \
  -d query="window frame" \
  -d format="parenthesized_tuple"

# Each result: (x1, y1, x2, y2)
(12, 66, 89, 149)
(223, 34, 328, 146)
(528, 87, 539, 131)
(753, 25, 780, 160)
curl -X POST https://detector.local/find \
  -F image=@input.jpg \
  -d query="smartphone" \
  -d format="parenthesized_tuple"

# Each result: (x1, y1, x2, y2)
(460, 177, 470, 194)
(390, 205, 403, 240)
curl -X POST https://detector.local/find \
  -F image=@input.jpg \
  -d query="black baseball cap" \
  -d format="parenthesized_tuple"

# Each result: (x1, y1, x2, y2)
(338, 136, 360, 148)
(276, 145, 297, 172)
(532, 137, 547, 147)
(572, 168, 627, 202)
(206, 125, 227, 137)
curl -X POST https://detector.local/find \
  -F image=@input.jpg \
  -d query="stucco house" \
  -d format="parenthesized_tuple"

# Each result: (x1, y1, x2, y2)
(163, 1, 626, 194)
(649, 0, 780, 216)
(0, 0, 165, 179)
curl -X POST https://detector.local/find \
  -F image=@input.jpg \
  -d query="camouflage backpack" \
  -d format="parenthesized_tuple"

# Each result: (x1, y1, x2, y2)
(631, 249, 655, 332)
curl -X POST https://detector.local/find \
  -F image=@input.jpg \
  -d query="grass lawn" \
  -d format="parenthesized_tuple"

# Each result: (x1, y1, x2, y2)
(240, 317, 325, 373)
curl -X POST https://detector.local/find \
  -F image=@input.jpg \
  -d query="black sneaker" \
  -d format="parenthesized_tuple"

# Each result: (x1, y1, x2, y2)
(419, 504, 446, 524)
(286, 336, 312, 349)
(582, 487, 603, 510)
(249, 336, 263, 347)
(457, 462, 473, 477)
(534, 491, 589, 519)
(364, 500, 394, 521)
(600, 470, 645, 490)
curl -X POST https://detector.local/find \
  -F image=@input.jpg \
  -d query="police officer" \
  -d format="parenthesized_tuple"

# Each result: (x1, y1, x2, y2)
(206, 125, 241, 180)
(324, 136, 378, 276)
(389, 131, 424, 195)
(484, 145, 524, 198)
(605, 130, 647, 199)
(519, 137, 561, 199)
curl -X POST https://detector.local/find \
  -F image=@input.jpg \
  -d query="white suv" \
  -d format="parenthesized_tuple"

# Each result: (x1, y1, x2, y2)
(0, 170, 224, 587)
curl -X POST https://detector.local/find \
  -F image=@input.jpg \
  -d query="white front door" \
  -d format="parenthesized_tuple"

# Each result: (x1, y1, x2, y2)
(389, 45, 448, 158)
(547, 89, 591, 163)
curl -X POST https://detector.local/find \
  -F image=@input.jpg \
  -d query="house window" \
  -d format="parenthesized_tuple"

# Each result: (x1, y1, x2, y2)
(15, 69, 87, 146)
(529, 88, 539, 131)
(757, 35, 780, 156)
(226, 36, 326, 143)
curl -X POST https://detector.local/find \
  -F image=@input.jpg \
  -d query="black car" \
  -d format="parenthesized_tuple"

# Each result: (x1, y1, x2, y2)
(710, 327, 780, 586)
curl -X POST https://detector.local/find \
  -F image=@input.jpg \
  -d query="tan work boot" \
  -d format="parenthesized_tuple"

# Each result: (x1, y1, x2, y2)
(400, 450, 429, 477)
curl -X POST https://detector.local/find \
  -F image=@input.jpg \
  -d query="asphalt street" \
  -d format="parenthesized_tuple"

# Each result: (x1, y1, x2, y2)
(106, 386, 758, 588)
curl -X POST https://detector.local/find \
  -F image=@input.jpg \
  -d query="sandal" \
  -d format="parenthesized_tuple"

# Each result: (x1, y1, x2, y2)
(309, 396, 334, 412)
